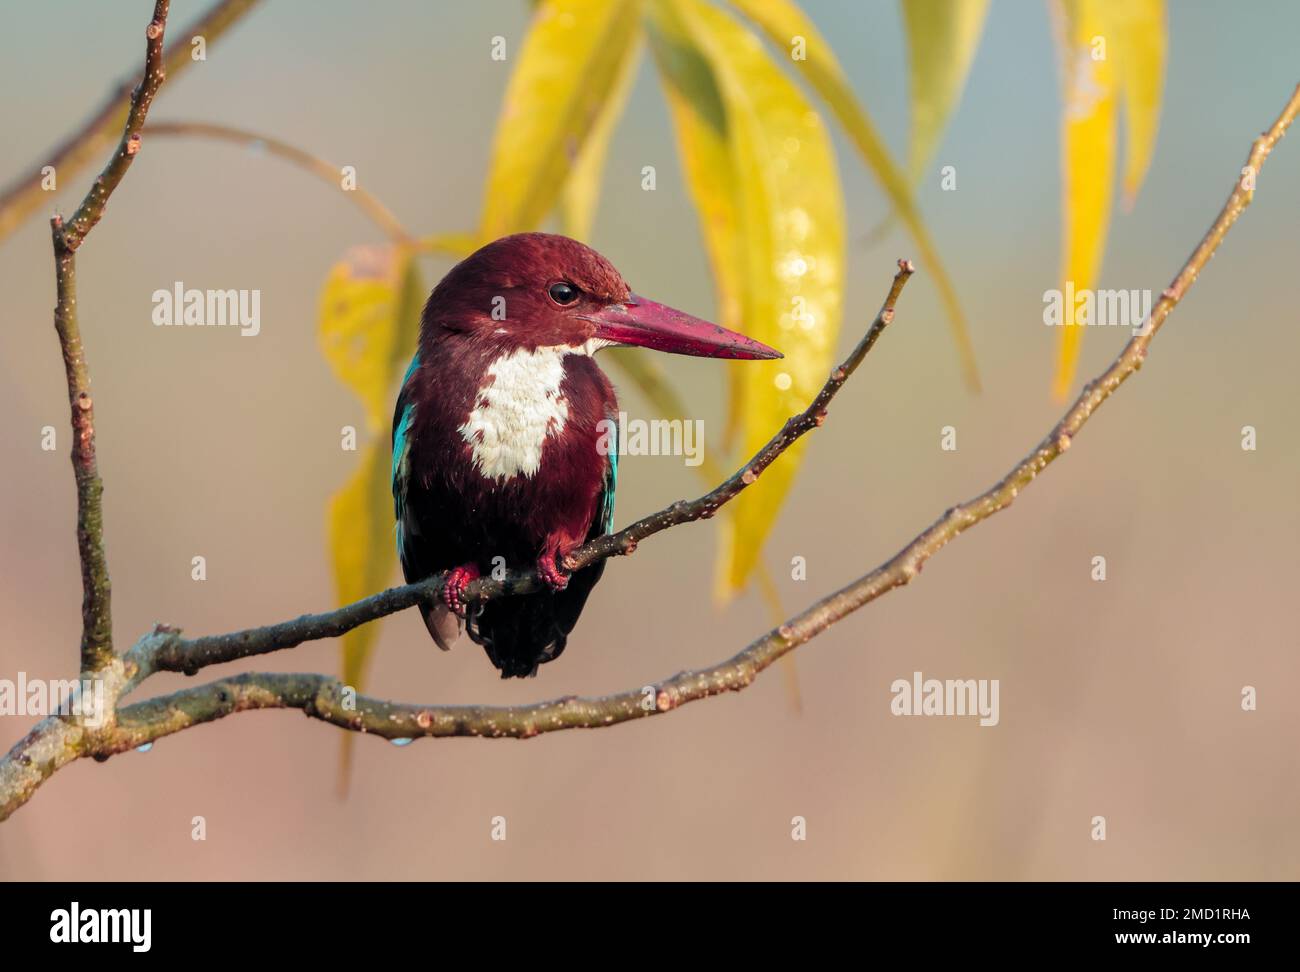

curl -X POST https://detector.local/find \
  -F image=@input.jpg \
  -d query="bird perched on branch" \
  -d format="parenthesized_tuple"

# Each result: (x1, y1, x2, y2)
(392, 233, 780, 678)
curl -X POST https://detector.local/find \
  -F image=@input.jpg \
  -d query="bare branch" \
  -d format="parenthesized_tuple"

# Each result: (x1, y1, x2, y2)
(0, 0, 262, 245)
(106, 82, 1300, 747)
(142, 121, 478, 259)
(144, 120, 415, 245)
(50, 0, 173, 672)
(2, 84, 1296, 825)
(0, 717, 87, 823)
(49, 229, 114, 670)
(140, 260, 915, 678)
(57, 1, 172, 252)
(138, 122, 476, 258)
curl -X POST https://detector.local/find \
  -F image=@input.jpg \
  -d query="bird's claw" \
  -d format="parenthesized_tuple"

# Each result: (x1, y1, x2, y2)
(537, 554, 570, 592)
(441, 563, 480, 618)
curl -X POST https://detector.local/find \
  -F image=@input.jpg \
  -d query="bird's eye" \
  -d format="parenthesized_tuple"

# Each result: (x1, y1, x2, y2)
(548, 282, 579, 305)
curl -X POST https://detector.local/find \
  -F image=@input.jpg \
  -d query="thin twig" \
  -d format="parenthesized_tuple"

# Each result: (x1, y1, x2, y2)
(145, 120, 415, 244)
(140, 261, 914, 678)
(143, 121, 478, 262)
(2, 85, 1296, 825)
(49, 228, 115, 670)
(57, 1, 172, 252)
(50, 0, 172, 673)
(105, 83, 1300, 748)
(0, 0, 262, 245)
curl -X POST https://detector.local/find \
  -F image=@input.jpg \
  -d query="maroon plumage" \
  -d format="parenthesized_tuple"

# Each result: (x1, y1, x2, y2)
(392, 233, 779, 677)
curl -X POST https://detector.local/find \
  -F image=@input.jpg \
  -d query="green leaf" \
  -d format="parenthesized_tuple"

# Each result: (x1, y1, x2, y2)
(479, 0, 644, 239)
(657, 0, 845, 598)
(727, 0, 979, 392)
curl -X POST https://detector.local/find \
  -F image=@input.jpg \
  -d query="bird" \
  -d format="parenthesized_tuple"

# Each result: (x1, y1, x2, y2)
(391, 233, 781, 678)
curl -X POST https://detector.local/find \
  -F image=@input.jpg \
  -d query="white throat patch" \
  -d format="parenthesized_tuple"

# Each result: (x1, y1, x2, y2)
(459, 346, 575, 481)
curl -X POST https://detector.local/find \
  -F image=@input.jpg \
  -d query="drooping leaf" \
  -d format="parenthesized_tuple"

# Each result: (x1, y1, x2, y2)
(645, 2, 748, 447)
(388, 254, 427, 382)
(328, 440, 396, 788)
(1051, 0, 1165, 395)
(319, 246, 421, 433)
(658, 0, 844, 598)
(479, 0, 644, 239)
(1113, 0, 1165, 208)
(727, 0, 979, 392)
(562, 39, 644, 241)
(900, 0, 990, 183)
(1053, 0, 1119, 399)
(318, 245, 425, 787)
(416, 232, 481, 260)
(606, 346, 802, 710)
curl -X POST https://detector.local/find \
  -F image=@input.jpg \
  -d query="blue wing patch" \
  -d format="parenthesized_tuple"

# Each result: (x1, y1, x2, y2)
(598, 417, 617, 535)
(392, 351, 419, 560)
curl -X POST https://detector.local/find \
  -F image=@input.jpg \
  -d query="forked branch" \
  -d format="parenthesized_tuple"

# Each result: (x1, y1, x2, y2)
(1, 37, 1296, 822)
(51, 0, 172, 673)
(0, 0, 262, 244)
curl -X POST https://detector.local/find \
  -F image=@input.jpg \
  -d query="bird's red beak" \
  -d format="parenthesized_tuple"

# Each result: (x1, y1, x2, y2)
(584, 295, 782, 360)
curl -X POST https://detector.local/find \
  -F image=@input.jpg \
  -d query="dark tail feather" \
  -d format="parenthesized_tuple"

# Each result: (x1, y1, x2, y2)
(468, 562, 605, 678)
(420, 602, 463, 652)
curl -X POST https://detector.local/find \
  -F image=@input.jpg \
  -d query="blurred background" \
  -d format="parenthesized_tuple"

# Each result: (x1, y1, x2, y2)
(1, 0, 1297, 880)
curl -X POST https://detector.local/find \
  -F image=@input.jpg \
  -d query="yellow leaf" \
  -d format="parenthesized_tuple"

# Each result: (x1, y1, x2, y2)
(318, 247, 425, 789)
(659, 0, 844, 598)
(318, 246, 418, 434)
(646, 2, 748, 447)
(1114, 0, 1166, 208)
(727, 0, 979, 392)
(479, 0, 643, 239)
(1053, 0, 1119, 398)
(562, 39, 643, 241)
(606, 347, 802, 710)
(387, 252, 426, 380)
(415, 232, 481, 259)
(328, 441, 397, 788)
(900, 0, 991, 183)
(329, 442, 397, 691)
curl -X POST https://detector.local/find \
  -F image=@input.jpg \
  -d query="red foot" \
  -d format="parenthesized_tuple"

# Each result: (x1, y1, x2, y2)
(537, 551, 570, 592)
(441, 563, 480, 618)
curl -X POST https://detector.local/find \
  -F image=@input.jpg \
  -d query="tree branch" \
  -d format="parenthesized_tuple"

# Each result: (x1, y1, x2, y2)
(0, 0, 262, 245)
(116, 81, 1300, 740)
(3, 84, 1297, 825)
(50, 0, 172, 673)
(137, 260, 914, 679)
(57, 1, 171, 252)
(139, 121, 476, 259)
(144, 120, 415, 245)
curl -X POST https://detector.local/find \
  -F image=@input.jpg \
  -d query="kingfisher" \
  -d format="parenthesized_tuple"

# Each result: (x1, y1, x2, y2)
(391, 233, 780, 678)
